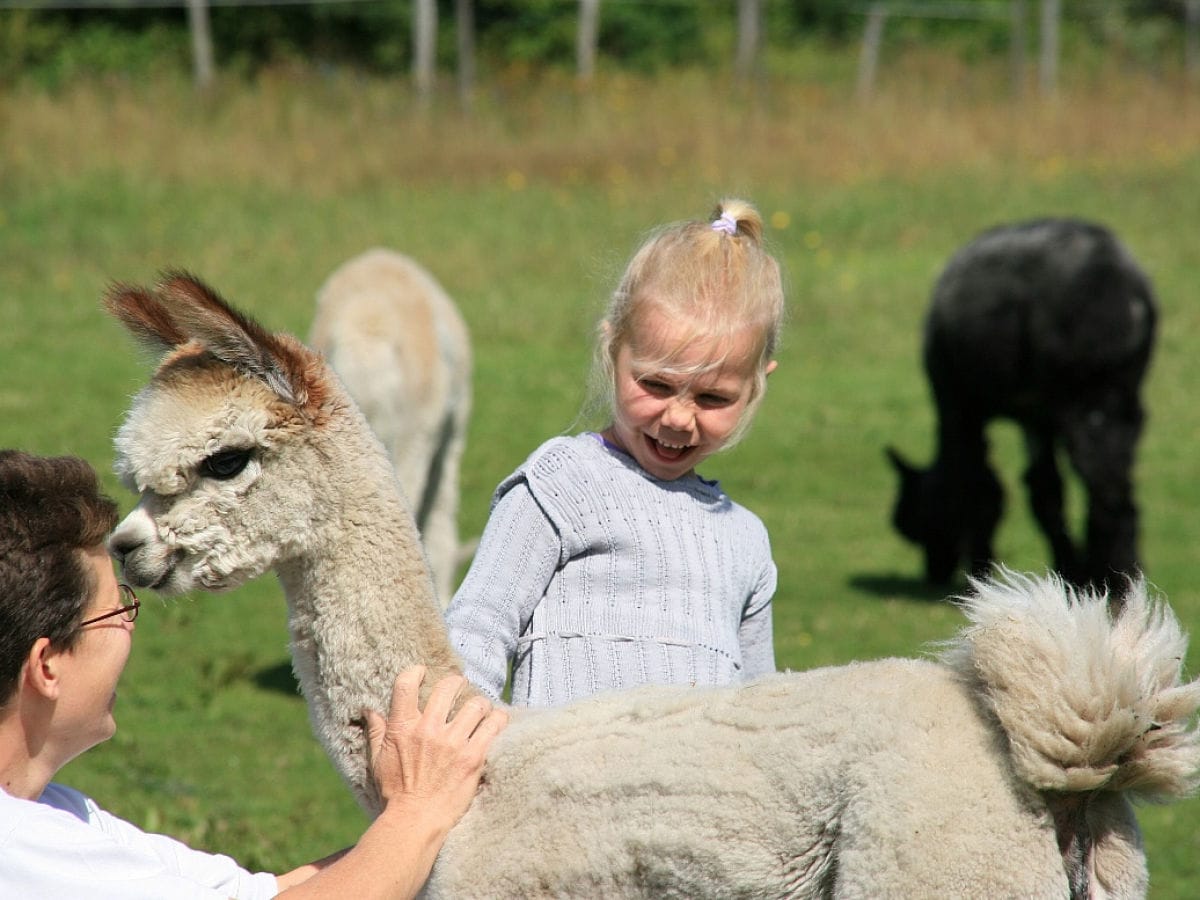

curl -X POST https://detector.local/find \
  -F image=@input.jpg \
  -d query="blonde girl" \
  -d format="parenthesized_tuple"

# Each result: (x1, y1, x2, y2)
(445, 199, 785, 707)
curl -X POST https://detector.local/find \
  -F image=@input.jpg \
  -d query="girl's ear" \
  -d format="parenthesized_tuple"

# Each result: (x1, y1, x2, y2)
(26, 638, 62, 700)
(764, 360, 778, 377)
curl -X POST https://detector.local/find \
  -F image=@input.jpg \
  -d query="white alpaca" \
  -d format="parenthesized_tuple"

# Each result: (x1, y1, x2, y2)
(309, 248, 471, 605)
(105, 273, 1200, 899)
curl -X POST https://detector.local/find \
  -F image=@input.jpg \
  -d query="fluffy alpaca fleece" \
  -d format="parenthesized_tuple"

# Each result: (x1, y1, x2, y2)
(309, 248, 471, 606)
(104, 273, 1200, 899)
(888, 218, 1156, 593)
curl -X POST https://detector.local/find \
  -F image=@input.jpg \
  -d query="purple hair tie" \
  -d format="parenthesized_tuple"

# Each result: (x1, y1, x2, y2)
(711, 213, 737, 236)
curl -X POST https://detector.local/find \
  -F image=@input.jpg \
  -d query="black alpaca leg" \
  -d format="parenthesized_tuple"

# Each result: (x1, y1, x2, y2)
(964, 461, 1005, 580)
(1022, 430, 1081, 584)
(1061, 399, 1144, 596)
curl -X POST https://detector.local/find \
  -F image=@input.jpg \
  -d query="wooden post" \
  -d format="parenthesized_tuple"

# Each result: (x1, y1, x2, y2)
(456, 0, 475, 110)
(413, 0, 437, 105)
(186, 0, 214, 90)
(1010, 0, 1026, 97)
(735, 0, 761, 82)
(1038, 0, 1059, 96)
(1187, 0, 1200, 84)
(577, 0, 601, 84)
(857, 4, 887, 101)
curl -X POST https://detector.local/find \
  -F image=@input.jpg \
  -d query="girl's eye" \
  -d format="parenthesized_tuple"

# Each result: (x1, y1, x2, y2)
(639, 379, 672, 396)
(697, 394, 733, 408)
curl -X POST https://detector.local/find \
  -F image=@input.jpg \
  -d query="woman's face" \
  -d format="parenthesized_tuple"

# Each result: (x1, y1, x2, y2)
(52, 547, 136, 761)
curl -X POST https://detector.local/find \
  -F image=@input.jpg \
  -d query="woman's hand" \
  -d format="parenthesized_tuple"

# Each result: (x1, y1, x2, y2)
(276, 670, 505, 898)
(364, 667, 508, 827)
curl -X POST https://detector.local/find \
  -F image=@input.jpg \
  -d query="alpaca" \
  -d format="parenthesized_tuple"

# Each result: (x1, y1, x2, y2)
(888, 218, 1157, 593)
(104, 273, 1200, 898)
(309, 248, 472, 605)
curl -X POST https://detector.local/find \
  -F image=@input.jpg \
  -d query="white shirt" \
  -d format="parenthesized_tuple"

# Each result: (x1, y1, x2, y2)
(0, 783, 279, 899)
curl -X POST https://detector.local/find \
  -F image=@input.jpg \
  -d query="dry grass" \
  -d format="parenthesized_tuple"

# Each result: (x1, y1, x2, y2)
(5, 54, 1198, 199)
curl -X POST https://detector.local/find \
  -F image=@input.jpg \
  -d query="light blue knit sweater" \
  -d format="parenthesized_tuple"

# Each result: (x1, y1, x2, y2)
(445, 433, 776, 707)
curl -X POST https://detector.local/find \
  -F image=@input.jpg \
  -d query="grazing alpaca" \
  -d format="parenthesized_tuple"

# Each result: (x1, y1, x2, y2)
(105, 273, 1199, 898)
(888, 218, 1157, 592)
(309, 248, 471, 605)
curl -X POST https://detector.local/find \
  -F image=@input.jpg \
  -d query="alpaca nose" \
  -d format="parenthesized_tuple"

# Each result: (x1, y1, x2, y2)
(107, 530, 139, 569)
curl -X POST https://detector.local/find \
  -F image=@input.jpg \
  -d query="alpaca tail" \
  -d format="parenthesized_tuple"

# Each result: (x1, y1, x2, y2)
(940, 568, 1200, 803)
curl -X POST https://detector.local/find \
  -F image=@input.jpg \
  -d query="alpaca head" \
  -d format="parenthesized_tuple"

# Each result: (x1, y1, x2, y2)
(105, 271, 387, 595)
(886, 446, 960, 583)
(885, 446, 1004, 585)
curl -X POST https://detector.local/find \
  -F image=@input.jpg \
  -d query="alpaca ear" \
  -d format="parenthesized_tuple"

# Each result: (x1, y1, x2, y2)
(106, 272, 315, 409)
(104, 283, 190, 354)
(152, 271, 312, 407)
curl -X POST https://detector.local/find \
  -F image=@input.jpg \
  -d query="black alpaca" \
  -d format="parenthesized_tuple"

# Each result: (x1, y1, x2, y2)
(887, 218, 1157, 591)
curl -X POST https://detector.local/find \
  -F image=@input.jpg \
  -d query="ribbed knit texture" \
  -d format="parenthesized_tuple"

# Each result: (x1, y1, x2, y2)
(445, 433, 776, 707)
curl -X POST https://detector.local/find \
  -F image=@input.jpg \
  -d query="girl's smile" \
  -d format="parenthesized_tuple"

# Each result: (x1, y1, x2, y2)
(602, 310, 774, 481)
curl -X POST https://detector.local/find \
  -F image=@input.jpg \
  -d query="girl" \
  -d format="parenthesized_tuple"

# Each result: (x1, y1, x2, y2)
(445, 198, 785, 706)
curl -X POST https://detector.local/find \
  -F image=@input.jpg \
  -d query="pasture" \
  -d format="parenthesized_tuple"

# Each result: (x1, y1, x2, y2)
(3, 58, 1199, 892)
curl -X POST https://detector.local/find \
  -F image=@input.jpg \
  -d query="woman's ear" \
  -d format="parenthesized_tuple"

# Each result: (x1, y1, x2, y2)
(25, 638, 62, 700)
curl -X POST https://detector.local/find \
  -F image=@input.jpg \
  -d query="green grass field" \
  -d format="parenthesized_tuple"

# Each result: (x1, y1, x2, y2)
(3, 57, 1199, 892)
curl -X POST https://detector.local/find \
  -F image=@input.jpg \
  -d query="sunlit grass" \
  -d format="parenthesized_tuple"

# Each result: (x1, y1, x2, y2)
(3, 54, 1200, 894)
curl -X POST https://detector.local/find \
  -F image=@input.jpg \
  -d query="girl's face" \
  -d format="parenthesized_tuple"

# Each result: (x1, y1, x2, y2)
(604, 309, 774, 481)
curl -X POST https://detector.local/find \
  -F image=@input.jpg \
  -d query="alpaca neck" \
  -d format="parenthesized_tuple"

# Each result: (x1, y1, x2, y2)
(275, 449, 471, 711)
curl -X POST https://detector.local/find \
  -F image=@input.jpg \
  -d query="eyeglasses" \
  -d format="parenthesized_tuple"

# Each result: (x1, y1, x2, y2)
(77, 584, 140, 628)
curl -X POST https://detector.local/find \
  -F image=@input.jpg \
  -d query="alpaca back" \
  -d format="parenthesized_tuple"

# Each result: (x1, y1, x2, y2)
(428, 571, 1200, 899)
(311, 248, 472, 605)
(431, 662, 1067, 898)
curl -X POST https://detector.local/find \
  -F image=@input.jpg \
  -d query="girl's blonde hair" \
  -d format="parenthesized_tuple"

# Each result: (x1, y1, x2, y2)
(588, 198, 786, 448)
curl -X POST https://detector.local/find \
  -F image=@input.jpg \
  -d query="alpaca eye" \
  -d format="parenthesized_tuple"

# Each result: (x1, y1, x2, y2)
(200, 449, 252, 480)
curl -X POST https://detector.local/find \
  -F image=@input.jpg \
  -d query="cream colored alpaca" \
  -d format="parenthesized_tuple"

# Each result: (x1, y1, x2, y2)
(105, 273, 1200, 899)
(310, 248, 471, 605)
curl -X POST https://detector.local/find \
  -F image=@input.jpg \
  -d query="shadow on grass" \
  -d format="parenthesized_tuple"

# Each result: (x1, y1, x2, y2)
(847, 572, 962, 604)
(254, 660, 303, 697)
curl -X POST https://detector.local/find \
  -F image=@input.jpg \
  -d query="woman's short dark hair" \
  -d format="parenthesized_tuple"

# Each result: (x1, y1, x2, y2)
(0, 451, 119, 702)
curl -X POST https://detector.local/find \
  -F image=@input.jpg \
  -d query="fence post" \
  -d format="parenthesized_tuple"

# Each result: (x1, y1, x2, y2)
(456, 0, 475, 110)
(413, 0, 436, 105)
(1010, 0, 1026, 96)
(577, 0, 600, 84)
(1038, 0, 1059, 96)
(735, 0, 761, 82)
(1187, 0, 1200, 84)
(857, 4, 887, 101)
(186, 0, 214, 90)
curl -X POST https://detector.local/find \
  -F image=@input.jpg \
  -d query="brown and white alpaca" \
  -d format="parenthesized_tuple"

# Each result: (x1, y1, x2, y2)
(309, 248, 471, 605)
(105, 272, 1200, 899)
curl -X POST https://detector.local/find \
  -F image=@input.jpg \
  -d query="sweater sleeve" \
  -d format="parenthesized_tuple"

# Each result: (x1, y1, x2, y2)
(738, 554, 777, 679)
(444, 477, 564, 701)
